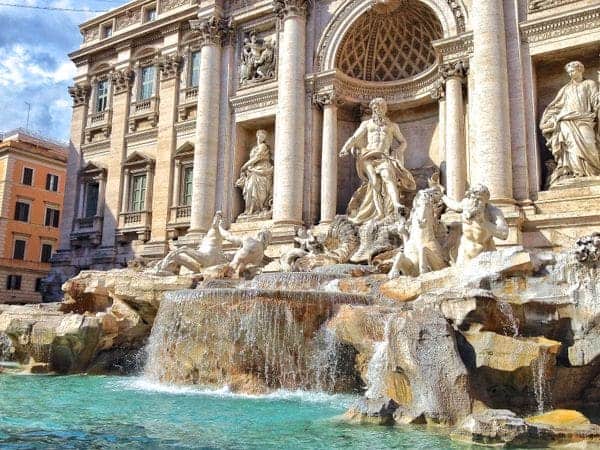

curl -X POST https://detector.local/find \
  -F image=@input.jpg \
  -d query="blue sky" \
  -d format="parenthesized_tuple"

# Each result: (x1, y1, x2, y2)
(0, 0, 124, 142)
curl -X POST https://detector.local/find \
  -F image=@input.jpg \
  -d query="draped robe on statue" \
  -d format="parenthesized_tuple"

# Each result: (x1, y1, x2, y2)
(237, 142, 273, 217)
(541, 79, 600, 186)
(344, 119, 416, 223)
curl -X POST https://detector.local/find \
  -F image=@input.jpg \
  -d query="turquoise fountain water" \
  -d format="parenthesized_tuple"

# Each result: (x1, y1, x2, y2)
(0, 374, 472, 449)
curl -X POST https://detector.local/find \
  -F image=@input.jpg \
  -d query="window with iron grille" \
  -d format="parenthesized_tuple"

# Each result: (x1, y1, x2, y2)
(6, 275, 22, 290)
(22, 167, 33, 186)
(13, 239, 26, 260)
(14, 202, 30, 222)
(45, 207, 60, 228)
(46, 174, 59, 192)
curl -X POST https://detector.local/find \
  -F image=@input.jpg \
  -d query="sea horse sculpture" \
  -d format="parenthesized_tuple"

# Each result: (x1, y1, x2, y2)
(388, 187, 448, 278)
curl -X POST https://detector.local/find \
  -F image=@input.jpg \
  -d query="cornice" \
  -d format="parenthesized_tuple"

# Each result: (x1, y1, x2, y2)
(521, 5, 600, 44)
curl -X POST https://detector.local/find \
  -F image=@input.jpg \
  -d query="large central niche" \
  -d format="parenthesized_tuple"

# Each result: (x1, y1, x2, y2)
(336, 3, 443, 82)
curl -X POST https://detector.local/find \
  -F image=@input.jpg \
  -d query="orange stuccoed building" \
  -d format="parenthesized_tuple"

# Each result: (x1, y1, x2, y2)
(0, 129, 67, 304)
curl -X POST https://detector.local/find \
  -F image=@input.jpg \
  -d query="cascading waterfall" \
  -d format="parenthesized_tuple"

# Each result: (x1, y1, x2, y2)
(532, 351, 551, 414)
(497, 301, 519, 337)
(364, 317, 392, 399)
(144, 286, 368, 393)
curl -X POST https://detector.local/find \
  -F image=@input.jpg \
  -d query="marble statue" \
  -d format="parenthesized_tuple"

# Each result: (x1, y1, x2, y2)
(280, 227, 323, 272)
(149, 211, 229, 275)
(339, 97, 416, 224)
(388, 187, 448, 278)
(240, 32, 276, 85)
(540, 61, 600, 187)
(443, 184, 509, 266)
(220, 228, 273, 278)
(574, 232, 600, 266)
(235, 129, 274, 220)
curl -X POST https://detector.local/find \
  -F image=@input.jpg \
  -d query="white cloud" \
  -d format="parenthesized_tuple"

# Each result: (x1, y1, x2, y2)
(0, 45, 76, 87)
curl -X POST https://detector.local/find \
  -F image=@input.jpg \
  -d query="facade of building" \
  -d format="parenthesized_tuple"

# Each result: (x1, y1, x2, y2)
(56, 0, 600, 278)
(0, 130, 67, 303)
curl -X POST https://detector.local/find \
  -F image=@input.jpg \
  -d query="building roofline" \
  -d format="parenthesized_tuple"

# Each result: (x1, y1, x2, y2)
(0, 138, 68, 165)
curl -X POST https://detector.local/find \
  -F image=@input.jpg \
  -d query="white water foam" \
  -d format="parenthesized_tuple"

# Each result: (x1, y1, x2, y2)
(118, 377, 356, 407)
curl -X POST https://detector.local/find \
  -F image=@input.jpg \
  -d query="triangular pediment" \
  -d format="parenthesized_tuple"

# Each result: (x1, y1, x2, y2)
(80, 161, 107, 176)
(174, 141, 194, 158)
(123, 151, 155, 167)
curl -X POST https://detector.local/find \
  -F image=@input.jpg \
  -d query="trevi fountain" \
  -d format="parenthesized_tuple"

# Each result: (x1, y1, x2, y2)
(4, 0, 600, 448)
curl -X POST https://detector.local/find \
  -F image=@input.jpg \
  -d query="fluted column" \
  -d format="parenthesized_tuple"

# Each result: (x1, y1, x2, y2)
(430, 80, 446, 188)
(470, 0, 513, 201)
(272, 0, 310, 225)
(188, 16, 232, 236)
(441, 61, 468, 201)
(314, 91, 339, 223)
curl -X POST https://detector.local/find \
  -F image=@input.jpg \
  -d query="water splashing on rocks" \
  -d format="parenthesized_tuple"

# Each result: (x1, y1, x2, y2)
(144, 288, 368, 393)
(497, 301, 519, 337)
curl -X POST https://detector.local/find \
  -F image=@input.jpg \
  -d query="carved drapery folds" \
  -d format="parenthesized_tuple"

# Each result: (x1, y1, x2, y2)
(68, 83, 91, 106)
(159, 54, 183, 80)
(111, 68, 135, 94)
(272, 0, 312, 19)
(189, 16, 234, 47)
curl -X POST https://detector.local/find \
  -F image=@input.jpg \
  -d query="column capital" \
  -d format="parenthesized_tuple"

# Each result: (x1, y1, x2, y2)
(110, 68, 135, 95)
(68, 82, 91, 107)
(439, 60, 469, 82)
(429, 79, 445, 101)
(312, 90, 343, 108)
(159, 54, 183, 80)
(273, 0, 312, 20)
(189, 15, 234, 48)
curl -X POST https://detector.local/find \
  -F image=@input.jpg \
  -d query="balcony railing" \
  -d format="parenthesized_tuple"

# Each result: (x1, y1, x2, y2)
(118, 210, 152, 229)
(130, 96, 158, 118)
(71, 216, 103, 247)
(183, 86, 198, 103)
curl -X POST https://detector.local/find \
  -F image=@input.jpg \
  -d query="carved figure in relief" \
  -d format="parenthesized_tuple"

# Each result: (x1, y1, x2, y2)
(280, 227, 323, 272)
(540, 61, 600, 187)
(388, 187, 448, 278)
(443, 184, 509, 266)
(239, 32, 276, 85)
(149, 211, 229, 275)
(339, 97, 416, 224)
(235, 129, 274, 220)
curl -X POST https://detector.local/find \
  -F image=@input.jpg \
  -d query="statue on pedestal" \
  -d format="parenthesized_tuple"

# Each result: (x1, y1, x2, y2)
(235, 129, 274, 220)
(339, 97, 416, 224)
(443, 184, 509, 266)
(540, 61, 600, 187)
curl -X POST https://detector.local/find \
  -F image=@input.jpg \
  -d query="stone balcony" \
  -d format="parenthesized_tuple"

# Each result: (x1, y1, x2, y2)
(70, 216, 104, 247)
(178, 87, 198, 121)
(117, 210, 152, 242)
(84, 109, 112, 142)
(128, 96, 159, 132)
(166, 205, 191, 239)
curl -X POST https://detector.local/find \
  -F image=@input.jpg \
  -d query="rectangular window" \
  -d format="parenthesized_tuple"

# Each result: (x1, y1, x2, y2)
(190, 51, 201, 87)
(145, 7, 157, 22)
(102, 24, 113, 39)
(95, 79, 109, 112)
(182, 166, 193, 206)
(35, 278, 43, 293)
(6, 275, 22, 291)
(45, 207, 60, 228)
(13, 239, 26, 260)
(84, 182, 100, 218)
(46, 174, 59, 192)
(14, 202, 30, 222)
(22, 167, 34, 186)
(140, 66, 155, 100)
(41, 244, 53, 263)
(130, 174, 147, 212)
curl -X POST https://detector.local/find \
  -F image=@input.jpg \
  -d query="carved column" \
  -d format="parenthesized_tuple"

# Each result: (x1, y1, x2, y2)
(471, 1, 513, 201)
(187, 16, 232, 236)
(430, 80, 446, 189)
(440, 61, 468, 201)
(315, 91, 340, 223)
(102, 67, 134, 248)
(60, 83, 90, 250)
(150, 53, 182, 247)
(272, 0, 311, 225)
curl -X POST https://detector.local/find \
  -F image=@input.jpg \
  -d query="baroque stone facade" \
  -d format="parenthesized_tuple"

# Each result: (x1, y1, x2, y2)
(55, 0, 600, 276)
